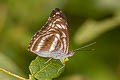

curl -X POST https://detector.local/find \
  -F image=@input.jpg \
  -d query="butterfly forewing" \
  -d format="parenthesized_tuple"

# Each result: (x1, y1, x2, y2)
(28, 8, 69, 59)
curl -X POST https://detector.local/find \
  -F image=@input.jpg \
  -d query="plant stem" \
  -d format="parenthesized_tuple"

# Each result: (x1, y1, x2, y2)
(0, 68, 28, 80)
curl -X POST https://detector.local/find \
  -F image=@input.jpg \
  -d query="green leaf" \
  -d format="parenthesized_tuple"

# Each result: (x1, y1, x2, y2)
(29, 56, 64, 80)
(29, 74, 36, 80)
(74, 14, 120, 45)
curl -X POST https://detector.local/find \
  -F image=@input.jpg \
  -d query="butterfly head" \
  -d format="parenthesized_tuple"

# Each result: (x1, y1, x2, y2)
(67, 50, 75, 57)
(60, 50, 75, 64)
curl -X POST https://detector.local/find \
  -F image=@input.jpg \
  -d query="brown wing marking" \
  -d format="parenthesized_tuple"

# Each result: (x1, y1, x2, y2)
(28, 8, 69, 55)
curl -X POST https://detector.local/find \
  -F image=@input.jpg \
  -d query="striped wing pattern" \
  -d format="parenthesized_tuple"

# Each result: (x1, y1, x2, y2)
(28, 8, 70, 59)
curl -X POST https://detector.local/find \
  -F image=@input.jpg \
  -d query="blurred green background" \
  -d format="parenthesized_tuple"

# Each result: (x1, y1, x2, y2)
(0, 0, 120, 80)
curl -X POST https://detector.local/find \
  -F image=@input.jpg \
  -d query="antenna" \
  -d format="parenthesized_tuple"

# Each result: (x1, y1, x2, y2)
(73, 42, 96, 52)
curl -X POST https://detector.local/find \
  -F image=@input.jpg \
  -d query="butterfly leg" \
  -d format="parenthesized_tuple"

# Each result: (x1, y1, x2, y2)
(57, 59, 65, 73)
(44, 58, 52, 64)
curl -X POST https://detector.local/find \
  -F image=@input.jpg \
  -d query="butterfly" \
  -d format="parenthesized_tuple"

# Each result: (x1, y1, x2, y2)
(28, 8, 96, 69)
(28, 8, 74, 65)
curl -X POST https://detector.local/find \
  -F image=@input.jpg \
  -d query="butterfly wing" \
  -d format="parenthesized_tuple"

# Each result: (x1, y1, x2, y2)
(28, 8, 69, 59)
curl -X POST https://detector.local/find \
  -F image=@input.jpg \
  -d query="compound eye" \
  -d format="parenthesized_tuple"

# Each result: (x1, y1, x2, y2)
(67, 50, 74, 57)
